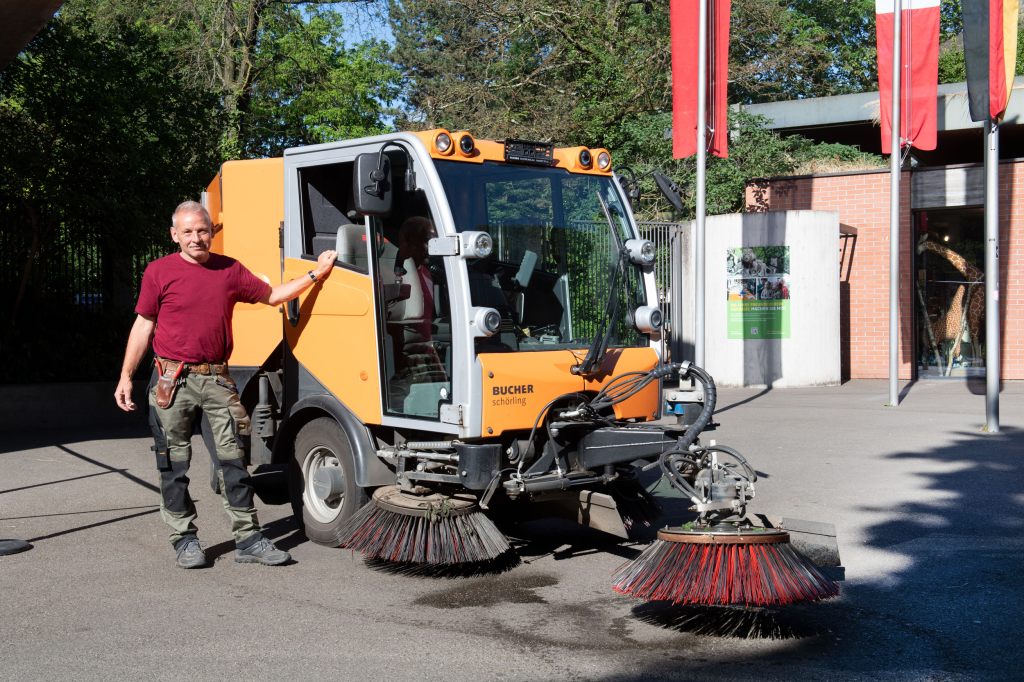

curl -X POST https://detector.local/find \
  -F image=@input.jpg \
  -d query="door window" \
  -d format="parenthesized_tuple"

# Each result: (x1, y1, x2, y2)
(374, 195, 452, 418)
(915, 209, 986, 378)
(297, 162, 368, 272)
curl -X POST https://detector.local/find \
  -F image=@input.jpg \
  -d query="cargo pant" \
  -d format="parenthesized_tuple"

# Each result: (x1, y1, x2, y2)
(148, 368, 260, 548)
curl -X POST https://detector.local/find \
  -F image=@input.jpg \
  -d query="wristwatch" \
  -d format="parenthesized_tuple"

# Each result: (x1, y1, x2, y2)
(307, 270, 318, 282)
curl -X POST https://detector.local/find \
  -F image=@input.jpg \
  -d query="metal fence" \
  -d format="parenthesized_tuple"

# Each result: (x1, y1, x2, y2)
(0, 201, 165, 383)
(637, 221, 677, 291)
(638, 221, 683, 339)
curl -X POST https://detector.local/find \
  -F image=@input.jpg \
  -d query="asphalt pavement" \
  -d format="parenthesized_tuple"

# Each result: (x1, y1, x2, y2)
(1, 379, 1022, 681)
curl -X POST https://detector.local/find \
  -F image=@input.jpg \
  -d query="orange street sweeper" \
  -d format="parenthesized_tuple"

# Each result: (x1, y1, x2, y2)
(202, 130, 839, 605)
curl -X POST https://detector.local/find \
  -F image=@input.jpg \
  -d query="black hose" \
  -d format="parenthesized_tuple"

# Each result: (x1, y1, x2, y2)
(679, 362, 717, 443)
(703, 443, 757, 483)
(520, 392, 590, 464)
(657, 362, 717, 497)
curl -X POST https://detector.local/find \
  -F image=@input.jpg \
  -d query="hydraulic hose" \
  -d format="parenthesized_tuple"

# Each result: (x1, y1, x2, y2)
(657, 361, 718, 498)
(677, 362, 717, 443)
(703, 443, 757, 483)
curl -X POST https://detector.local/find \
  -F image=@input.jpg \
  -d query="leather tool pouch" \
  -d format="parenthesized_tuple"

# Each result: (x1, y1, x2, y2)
(153, 358, 185, 409)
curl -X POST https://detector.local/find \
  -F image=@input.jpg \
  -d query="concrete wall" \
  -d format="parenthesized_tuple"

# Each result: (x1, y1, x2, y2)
(673, 211, 841, 387)
(745, 160, 1024, 380)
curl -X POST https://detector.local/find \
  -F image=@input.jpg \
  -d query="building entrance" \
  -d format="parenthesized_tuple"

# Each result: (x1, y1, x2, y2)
(914, 208, 986, 378)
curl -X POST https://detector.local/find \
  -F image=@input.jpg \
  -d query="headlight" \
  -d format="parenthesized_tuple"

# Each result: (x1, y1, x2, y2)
(458, 133, 476, 155)
(470, 307, 502, 337)
(634, 306, 663, 333)
(435, 131, 453, 155)
(596, 150, 612, 170)
(578, 149, 592, 168)
(460, 231, 493, 259)
(625, 238, 656, 265)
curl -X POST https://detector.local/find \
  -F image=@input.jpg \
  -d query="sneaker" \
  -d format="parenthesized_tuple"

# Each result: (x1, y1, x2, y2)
(234, 536, 290, 566)
(175, 537, 207, 569)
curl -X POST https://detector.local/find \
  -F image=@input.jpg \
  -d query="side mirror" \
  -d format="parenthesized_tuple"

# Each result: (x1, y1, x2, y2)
(653, 172, 684, 213)
(353, 153, 392, 216)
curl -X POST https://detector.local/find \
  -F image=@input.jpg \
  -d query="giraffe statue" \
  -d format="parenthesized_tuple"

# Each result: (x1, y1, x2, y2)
(917, 235, 985, 371)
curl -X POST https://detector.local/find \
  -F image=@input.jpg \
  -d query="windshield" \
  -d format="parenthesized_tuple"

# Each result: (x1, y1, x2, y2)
(435, 160, 648, 352)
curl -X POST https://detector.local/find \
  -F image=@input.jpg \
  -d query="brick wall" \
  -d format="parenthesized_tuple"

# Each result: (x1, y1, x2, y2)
(745, 163, 1023, 381)
(999, 162, 1024, 380)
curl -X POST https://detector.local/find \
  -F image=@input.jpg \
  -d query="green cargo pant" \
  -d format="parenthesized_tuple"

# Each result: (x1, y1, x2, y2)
(149, 369, 260, 547)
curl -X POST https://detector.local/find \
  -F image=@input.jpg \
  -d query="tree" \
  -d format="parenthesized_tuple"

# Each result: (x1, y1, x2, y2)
(937, 1, 1024, 84)
(1, 1, 400, 381)
(618, 110, 884, 222)
(240, 5, 399, 157)
(729, 0, 877, 102)
(0, 14, 222, 381)
(388, 0, 883, 148)
(74, 0, 400, 159)
(388, 0, 669, 143)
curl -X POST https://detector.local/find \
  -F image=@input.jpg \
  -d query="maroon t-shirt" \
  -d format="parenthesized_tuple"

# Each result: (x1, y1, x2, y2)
(135, 253, 271, 363)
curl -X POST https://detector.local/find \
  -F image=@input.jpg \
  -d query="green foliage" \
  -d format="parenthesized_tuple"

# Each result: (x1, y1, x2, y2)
(936, 1, 1024, 84)
(938, 44, 968, 84)
(72, 0, 401, 161)
(617, 110, 883, 221)
(241, 5, 399, 157)
(0, 1, 402, 382)
(730, 0, 877, 102)
(388, 0, 884, 155)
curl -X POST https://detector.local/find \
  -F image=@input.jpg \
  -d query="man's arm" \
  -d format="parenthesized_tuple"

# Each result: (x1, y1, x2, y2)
(114, 314, 156, 412)
(263, 249, 338, 306)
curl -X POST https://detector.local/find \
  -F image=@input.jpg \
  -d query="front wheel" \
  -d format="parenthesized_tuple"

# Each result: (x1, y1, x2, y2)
(290, 417, 368, 546)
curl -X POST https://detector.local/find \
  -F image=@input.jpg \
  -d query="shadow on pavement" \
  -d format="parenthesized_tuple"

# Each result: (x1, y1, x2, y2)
(597, 424, 1024, 679)
(23, 507, 160, 543)
(713, 386, 773, 414)
(0, 423, 151, 455)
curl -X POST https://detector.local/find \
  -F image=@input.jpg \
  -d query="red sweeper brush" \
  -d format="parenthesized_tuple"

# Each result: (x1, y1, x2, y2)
(614, 361, 839, 607)
(336, 485, 511, 565)
(612, 526, 838, 606)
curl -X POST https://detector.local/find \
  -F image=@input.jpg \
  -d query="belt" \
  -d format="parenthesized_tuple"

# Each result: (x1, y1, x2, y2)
(157, 357, 228, 376)
(183, 361, 228, 376)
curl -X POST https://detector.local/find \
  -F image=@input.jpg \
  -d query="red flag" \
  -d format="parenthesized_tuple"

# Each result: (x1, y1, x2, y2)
(671, 0, 730, 159)
(875, 0, 940, 153)
(963, 0, 1020, 121)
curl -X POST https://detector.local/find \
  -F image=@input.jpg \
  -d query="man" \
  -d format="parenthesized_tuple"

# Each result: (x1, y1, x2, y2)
(393, 215, 435, 342)
(114, 200, 337, 568)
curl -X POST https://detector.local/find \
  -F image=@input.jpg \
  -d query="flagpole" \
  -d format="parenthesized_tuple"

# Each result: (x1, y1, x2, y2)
(888, 0, 902, 407)
(984, 119, 1000, 432)
(694, 0, 707, 368)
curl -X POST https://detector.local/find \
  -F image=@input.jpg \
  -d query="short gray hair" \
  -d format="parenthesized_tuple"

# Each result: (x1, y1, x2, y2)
(172, 200, 212, 229)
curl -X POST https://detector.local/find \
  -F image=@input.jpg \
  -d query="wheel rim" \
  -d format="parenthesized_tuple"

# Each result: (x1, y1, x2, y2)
(301, 445, 346, 523)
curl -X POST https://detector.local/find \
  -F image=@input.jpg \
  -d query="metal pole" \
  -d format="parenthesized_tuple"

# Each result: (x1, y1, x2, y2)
(670, 225, 685, 363)
(694, 0, 708, 368)
(984, 120, 1000, 432)
(888, 0, 902, 407)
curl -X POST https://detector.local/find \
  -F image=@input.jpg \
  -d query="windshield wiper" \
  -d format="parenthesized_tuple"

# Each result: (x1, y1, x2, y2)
(572, 192, 627, 377)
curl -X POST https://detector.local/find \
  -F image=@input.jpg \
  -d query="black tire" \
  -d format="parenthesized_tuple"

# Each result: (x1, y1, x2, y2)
(289, 417, 369, 546)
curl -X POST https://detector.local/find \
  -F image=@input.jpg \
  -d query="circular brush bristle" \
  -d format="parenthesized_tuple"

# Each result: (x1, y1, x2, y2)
(336, 498, 512, 565)
(612, 533, 839, 606)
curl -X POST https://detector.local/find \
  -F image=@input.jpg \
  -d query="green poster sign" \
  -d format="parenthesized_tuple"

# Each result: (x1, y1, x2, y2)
(726, 246, 791, 340)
